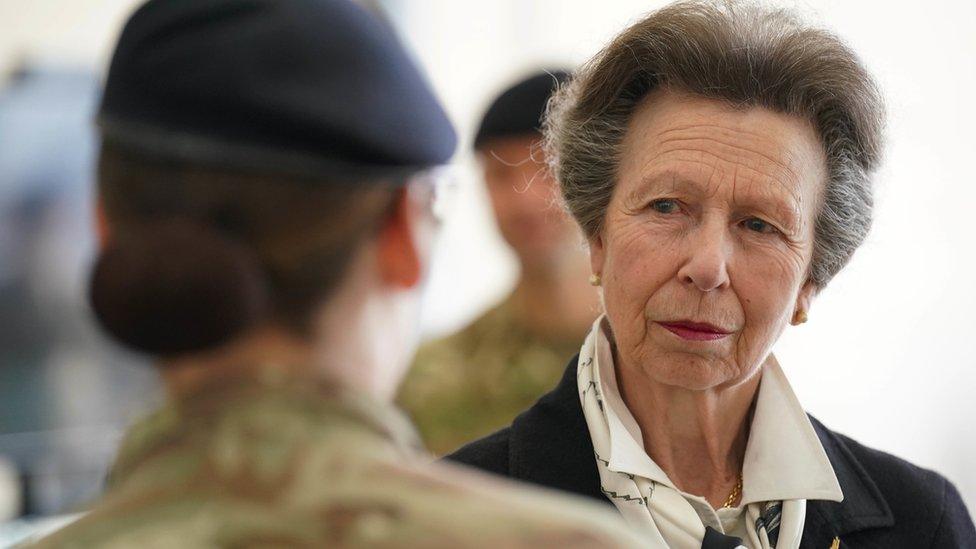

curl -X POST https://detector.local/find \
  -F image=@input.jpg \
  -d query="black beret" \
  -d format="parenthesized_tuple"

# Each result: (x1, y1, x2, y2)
(99, 0, 457, 179)
(473, 69, 571, 150)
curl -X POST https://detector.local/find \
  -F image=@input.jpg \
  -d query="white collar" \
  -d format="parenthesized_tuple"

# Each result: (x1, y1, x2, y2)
(591, 317, 843, 505)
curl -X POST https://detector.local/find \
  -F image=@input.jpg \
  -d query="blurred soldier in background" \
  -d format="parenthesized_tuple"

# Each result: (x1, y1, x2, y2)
(31, 0, 641, 546)
(399, 71, 600, 454)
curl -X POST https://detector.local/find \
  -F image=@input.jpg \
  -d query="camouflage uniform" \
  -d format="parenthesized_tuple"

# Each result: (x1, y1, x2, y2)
(29, 369, 641, 548)
(398, 297, 586, 455)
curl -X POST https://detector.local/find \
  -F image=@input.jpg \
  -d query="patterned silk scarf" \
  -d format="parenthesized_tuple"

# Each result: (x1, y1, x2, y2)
(577, 319, 808, 549)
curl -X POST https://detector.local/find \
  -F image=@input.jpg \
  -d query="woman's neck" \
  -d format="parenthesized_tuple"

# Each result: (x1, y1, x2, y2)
(614, 348, 761, 509)
(160, 328, 320, 398)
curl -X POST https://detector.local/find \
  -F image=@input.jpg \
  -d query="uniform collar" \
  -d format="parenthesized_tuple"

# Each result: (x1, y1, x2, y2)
(108, 369, 423, 488)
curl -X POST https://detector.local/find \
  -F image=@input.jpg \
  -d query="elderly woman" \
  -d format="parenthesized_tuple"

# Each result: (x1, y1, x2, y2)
(449, 2, 976, 548)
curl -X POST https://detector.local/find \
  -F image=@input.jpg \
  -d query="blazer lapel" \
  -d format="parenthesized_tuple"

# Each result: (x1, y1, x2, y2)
(508, 355, 608, 505)
(799, 417, 894, 547)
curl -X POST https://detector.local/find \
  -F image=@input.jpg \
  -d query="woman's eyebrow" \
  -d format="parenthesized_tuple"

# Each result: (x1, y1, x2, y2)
(730, 171, 806, 224)
(624, 170, 706, 205)
(737, 197, 803, 232)
(727, 177, 806, 233)
(626, 169, 805, 229)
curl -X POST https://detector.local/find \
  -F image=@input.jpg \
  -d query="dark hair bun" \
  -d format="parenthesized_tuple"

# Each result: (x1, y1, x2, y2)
(89, 220, 269, 356)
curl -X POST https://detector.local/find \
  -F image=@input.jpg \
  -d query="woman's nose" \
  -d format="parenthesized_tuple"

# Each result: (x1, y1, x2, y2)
(676, 223, 731, 292)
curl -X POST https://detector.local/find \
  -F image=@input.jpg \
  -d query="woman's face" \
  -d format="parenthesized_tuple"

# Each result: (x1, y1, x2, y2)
(592, 89, 826, 391)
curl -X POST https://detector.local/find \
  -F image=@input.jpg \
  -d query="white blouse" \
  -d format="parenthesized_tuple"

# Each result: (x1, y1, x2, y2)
(577, 317, 843, 548)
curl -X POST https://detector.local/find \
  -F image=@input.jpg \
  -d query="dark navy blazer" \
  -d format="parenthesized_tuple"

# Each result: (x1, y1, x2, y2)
(448, 356, 976, 548)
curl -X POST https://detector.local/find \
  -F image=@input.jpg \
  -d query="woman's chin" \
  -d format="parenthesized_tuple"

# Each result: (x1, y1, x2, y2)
(637, 353, 742, 392)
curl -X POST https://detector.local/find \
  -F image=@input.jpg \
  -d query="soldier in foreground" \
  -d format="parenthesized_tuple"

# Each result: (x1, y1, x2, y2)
(30, 0, 642, 547)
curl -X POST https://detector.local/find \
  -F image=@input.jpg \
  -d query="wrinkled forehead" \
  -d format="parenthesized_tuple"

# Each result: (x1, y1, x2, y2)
(617, 89, 828, 211)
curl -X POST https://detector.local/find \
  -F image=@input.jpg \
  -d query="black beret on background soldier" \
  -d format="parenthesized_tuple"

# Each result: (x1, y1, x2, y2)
(29, 0, 644, 546)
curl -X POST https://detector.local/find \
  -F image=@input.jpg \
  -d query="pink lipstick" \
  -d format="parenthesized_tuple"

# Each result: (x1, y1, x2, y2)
(657, 321, 731, 341)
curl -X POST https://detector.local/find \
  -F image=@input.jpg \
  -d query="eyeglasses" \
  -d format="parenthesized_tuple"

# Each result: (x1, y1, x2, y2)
(405, 165, 459, 223)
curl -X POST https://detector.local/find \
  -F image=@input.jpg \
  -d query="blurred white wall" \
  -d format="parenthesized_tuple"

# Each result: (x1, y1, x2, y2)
(0, 1, 141, 76)
(2, 0, 974, 512)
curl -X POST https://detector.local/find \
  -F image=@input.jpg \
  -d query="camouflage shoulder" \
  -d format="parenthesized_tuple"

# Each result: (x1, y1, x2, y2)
(364, 457, 645, 548)
(396, 313, 490, 409)
(26, 456, 645, 549)
(400, 299, 516, 390)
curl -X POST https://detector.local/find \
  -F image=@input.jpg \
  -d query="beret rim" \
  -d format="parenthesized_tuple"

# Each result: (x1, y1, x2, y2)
(98, 116, 432, 183)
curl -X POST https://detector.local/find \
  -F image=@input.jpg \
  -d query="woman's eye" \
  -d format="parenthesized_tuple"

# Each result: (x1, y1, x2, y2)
(743, 217, 776, 234)
(650, 199, 679, 214)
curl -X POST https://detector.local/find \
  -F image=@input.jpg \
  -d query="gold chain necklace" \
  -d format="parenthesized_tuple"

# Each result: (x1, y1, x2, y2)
(722, 474, 743, 508)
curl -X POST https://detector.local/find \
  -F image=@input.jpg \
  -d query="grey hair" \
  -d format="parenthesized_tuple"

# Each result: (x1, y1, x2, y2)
(544, 0, 885, 288)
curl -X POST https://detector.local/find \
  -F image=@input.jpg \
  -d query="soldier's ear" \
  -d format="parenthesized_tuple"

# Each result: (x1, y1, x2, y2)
(375, 188, 426, 289)
(95, 198, 111, 249)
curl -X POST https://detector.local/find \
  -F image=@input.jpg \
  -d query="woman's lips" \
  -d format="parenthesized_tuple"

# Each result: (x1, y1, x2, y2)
(657, 321, 732, 341)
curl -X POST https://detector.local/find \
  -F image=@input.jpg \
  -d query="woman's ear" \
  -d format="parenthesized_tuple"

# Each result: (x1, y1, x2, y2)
(792, 279, 818, 325)
(588, 233, 606, 280)
(376, 188, 424, 289)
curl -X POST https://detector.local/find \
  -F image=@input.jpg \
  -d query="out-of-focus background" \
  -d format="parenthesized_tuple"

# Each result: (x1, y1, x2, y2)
(0, 0, 973, 537)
